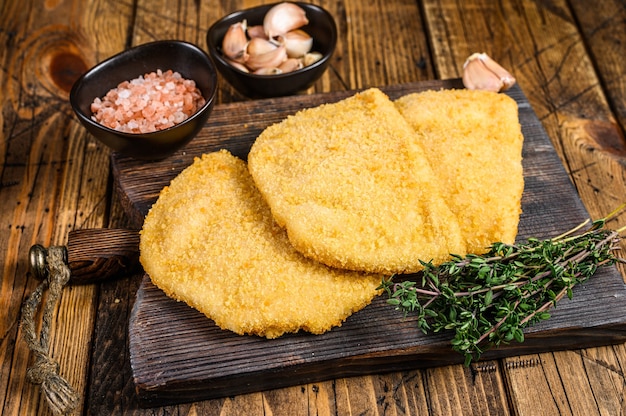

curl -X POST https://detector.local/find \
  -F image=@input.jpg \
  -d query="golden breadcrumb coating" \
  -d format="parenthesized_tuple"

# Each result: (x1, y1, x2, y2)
(248, 88, 465, 274)
(139, 150, 382, 339)
(395, 89, 524, 253)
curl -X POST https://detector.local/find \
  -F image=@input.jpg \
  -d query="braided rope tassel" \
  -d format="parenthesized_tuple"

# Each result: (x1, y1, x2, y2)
(21, 246, 80, 415)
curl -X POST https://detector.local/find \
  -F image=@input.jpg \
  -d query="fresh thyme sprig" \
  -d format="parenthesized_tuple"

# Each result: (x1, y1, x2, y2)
(379, 206, 626, 366)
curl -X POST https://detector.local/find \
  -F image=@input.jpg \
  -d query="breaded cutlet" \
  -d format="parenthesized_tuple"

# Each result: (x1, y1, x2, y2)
(139, 149, 382, 339)
(395, 89, 524, 253)
(248, 88, 465, 274)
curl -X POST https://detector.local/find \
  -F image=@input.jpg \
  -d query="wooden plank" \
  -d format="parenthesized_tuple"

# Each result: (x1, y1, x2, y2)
(3, 0, 622, 415)
(570, 0, 626, 132)
(422, 1, 626, 415)
(0, 1, 133, 415)
(109, 80, 626, 406)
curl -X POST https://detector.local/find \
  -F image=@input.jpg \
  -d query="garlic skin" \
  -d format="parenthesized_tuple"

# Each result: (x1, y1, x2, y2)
(263, 2, 309, 39)
(283, 29, 313, 58)
(462, 53, 516, 92)
(246, 43, 288, 71)
(222, 20, 249, 62)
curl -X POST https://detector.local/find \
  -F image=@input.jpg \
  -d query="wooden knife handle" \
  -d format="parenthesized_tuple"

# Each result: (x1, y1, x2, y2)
(30, 228, 142, 284)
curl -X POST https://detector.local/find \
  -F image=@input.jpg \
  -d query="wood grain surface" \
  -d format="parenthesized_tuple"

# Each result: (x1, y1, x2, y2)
(117, 81, 626, 406)
(2, 0, 625, 415)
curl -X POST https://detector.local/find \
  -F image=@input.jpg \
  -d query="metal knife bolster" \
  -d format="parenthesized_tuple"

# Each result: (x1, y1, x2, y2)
(29, 228, 142, 284)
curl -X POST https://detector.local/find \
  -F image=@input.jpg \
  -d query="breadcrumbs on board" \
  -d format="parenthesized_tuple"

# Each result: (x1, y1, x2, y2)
(90, 69, 205, 133)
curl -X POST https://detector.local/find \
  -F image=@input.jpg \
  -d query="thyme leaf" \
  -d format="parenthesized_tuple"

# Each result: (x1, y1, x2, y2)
(379, 207, 626, 366)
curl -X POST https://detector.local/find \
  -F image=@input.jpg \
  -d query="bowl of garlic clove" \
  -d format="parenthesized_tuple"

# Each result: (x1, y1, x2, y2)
(207, 2, 337, 98)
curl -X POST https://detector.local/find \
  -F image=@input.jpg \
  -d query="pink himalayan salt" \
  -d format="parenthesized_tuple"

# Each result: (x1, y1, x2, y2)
(90, 69, 206, 134)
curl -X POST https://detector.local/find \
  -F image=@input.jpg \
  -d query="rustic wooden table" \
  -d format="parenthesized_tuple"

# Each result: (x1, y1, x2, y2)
(2, 0, 626, 415)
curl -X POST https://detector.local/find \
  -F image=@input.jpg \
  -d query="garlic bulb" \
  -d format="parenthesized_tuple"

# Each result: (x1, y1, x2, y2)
(462, 53, 516, 92)
(263, 2, 309, 39)
(222, 20, 249, 62)
(283, 29, 313, 58)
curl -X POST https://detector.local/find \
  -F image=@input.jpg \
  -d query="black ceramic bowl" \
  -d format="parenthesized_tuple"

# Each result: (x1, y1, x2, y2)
(207, 2, 337, 98)
(70, 40, 218, 160)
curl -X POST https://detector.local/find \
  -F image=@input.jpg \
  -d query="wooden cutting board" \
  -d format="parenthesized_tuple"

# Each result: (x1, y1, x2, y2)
(111, 79, 626, 407)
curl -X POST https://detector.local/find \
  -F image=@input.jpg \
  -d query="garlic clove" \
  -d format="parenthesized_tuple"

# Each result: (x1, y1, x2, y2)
(283, 29, 313, 58)
(302, 51, 323, 67)
(462, 53, 516, 92)
(278, 58, 304, 73)
(247, 37, 279, 57)
(222, 20, 249, 62)
(254, 67, 283, 75)
(246, 43, 288, 71)
(462, 57, 503, 92)
(480, 54, 516, 90)
(225, 58, 250, 73)
(247, 25, 267, 39)
(263, 2, 309, 39)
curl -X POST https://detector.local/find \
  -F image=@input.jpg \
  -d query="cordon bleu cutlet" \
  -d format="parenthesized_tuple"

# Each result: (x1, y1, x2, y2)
(139, 149, 382, 339)
(395, 89, 524, 254)
(247, 88, 466, 275)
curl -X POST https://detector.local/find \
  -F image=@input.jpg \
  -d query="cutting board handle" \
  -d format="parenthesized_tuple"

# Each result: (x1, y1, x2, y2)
(30, 228, 141, 284)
